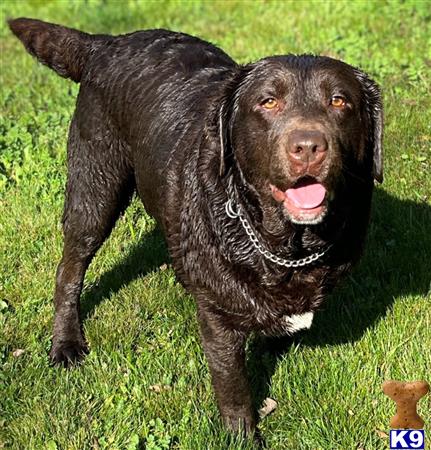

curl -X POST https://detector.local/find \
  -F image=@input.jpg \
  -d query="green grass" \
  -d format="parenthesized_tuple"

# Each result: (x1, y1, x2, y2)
(1, 0, 430, 449)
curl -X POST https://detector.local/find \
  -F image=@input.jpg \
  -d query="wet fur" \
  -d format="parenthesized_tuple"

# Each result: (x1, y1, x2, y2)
(9, 18, 383, 435)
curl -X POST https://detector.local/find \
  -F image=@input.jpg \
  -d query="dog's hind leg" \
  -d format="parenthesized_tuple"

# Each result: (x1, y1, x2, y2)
(50, 98, 134, 366)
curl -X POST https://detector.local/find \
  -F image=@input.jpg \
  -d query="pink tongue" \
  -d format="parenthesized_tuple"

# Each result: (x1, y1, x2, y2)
(286, 183, 326, 209)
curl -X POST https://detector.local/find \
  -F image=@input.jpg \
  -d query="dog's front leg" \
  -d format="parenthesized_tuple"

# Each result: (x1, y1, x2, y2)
(198, 306, 256, 435)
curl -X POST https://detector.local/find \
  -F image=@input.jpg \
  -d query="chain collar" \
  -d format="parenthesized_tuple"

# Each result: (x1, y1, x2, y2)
(225, 198, 331, 268)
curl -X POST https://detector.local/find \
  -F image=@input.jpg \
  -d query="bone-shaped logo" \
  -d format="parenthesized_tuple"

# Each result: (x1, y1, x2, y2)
(382, 380, 429, 429)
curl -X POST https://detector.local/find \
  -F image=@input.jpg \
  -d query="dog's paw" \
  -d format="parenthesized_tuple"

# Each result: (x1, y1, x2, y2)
(49, 339, 88, 367)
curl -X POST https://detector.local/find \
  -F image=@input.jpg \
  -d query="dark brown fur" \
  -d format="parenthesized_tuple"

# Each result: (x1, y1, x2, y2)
(9, 18, 383, 435)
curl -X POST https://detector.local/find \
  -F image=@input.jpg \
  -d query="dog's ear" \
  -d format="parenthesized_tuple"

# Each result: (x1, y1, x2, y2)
(218, 101, 231, 177)
(218, 67, 251, 177)
(354, 69, 384, 183)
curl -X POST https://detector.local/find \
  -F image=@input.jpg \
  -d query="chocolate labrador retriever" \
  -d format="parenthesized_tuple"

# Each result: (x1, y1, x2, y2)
(9, 18, 383, 435)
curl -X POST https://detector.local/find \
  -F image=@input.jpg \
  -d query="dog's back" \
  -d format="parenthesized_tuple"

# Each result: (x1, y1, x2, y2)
(8, 18, 234, 83)
(9, 18, 235, 221)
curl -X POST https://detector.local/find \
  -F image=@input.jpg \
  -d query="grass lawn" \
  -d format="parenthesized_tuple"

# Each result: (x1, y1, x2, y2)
(0, 1, 430, 449)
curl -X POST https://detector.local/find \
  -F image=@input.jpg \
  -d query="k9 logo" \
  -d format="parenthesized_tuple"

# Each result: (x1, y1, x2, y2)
(390, 430, 425, 450)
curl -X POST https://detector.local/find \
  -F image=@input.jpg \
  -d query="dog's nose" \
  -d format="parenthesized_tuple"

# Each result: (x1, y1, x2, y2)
(287, 130, 328, 161)
(287, 129, 328, 174)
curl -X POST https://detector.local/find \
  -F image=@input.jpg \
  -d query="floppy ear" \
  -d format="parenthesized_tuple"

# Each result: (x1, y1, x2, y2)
(218, 67, 252, 177)
(218, 102, 231, 177)
(218, 84, 240, 177)
(354, 69, 384, 183)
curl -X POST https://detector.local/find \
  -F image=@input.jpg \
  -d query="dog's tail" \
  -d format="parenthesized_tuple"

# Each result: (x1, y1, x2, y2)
(8, 18, 110, 82)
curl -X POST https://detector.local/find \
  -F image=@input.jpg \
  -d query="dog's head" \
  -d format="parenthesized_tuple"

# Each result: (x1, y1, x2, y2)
(220, 55, 383, 226)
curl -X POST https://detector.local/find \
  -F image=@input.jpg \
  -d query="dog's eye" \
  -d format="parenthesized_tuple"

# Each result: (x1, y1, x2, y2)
(261, 98, 278, 110)
(330, 96, 346, 108)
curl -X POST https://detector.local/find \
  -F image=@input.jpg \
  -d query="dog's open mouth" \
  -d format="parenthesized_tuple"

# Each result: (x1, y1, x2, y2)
(270, 177, 328, 224)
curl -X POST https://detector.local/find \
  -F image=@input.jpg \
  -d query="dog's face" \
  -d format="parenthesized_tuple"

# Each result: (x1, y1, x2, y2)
(221, 56, 383, 225)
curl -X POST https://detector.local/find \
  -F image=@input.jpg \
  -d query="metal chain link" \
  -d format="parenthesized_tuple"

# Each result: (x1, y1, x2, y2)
(225, 199, 330, 268)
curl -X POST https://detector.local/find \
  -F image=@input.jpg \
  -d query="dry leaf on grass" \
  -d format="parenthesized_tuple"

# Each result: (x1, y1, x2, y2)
(258, 397, 277, 419)
(375, 429, 388, 439)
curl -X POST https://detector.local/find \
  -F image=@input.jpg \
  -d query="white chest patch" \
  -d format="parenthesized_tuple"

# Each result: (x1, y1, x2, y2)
(283, 312, 314, 333)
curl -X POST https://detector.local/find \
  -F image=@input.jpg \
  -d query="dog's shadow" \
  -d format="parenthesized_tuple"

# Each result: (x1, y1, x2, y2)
(80, 226, 169, 319)
(78, 188, 430, 435)
(247, 188, 431, 415)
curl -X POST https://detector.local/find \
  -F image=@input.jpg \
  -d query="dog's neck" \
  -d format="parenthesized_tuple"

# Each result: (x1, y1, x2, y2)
(222, 168, 333, 268)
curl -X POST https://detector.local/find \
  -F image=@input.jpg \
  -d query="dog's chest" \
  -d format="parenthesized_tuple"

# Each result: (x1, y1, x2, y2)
(280, 311, 315, 333)
(236, 265, 334, 334)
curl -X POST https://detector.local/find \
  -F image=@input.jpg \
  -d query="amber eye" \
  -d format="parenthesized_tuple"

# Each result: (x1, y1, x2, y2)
(330, 96, 346, 108)
(261, 98, 278, 110)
